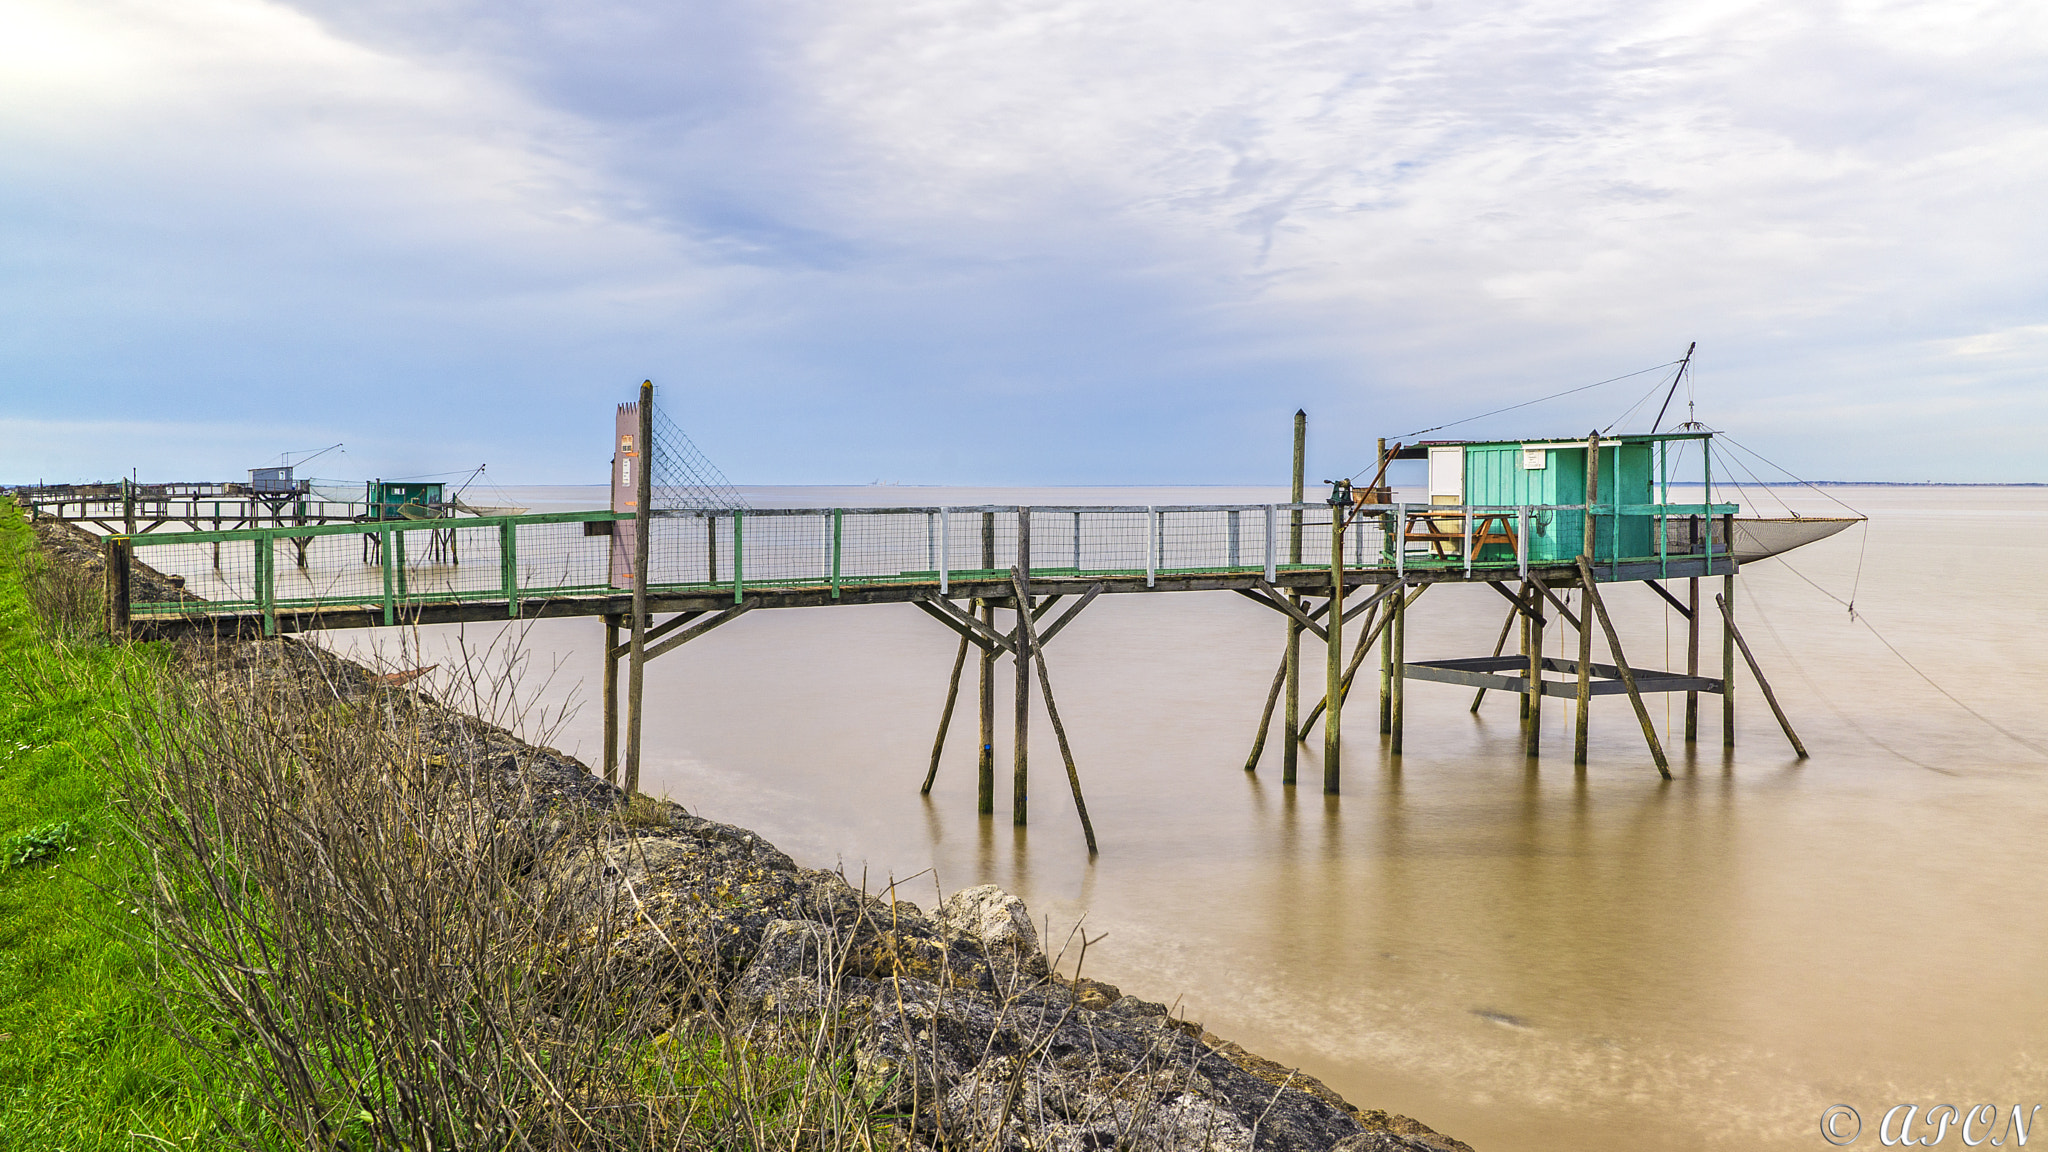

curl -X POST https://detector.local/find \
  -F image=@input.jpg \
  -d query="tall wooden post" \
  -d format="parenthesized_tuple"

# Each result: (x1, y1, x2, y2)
(1013, 508, 1031, 825)
(121, 477, 135, 536)
(625, 381, 653, 797)
(1722, 569, 1736, 749)
(1517, 581, 1532, 720)
(924, 634, 971, 794)
(1574, 432, 1601, 767)
(1389, 576, 1406, 755)
(1685, 576, 1700, 742)
(103, 536, 132, 639)
(977, 511, 996, 814)
(1283, 410, 1305, 785)
(1324, 503, 1344, 792)
(1525, 583, 1544, 756)
(603, 615, 620, 784)
(1378, 438, 1394, 736)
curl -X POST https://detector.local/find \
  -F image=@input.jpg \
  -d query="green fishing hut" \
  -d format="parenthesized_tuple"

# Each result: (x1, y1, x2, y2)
(1393, 431, 1717, 566)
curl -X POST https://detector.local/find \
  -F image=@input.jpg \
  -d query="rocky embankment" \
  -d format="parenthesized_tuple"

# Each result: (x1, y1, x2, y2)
(29, 512, 1472, 1152)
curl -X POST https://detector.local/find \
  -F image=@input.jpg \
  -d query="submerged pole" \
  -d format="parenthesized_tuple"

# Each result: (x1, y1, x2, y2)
(1012, 568, 1097, 853)
(923, 633, 971, 794)
(1472, 594, 1522, 713)
(1378, 438, 1393, 738)
(1245, 647, 1290, 771)
(1578, 556, 1672, 778)
(1716, 592, 1807, 758)
(1325, 504, 1344, 792)
(978, 511, 996, 814)
(1574, 431, 1601, 768)
(1013, 509, 1032, 825)
(1722, 567, 1737, 749)
(625, 381, 653, 797)
(1390, 576, 1407, 755)
(1685, 576, 1700, 742)
(1525, 583, 1545, 756)
(1283, 410, 1306, 785)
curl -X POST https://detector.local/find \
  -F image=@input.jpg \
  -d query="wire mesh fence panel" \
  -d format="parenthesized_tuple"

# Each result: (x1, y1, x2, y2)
(116, 500, 1730, 628)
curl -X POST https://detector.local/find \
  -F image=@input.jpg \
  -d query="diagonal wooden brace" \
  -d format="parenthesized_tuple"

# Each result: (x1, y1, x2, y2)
(915, 594, 1015, 655)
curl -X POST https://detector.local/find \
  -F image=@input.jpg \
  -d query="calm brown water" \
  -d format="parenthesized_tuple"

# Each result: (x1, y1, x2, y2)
(316, 484, 2048, 1151)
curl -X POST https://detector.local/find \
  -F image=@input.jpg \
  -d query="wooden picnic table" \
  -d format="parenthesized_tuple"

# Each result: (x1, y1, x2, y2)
(1403, 509, 1519, 559)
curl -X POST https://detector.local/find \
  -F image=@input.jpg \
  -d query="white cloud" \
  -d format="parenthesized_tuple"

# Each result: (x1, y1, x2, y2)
(1, 0, 2044, 482)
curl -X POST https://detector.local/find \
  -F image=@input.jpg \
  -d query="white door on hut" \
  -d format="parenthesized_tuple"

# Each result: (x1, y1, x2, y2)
(1427, 445, 1464, 506)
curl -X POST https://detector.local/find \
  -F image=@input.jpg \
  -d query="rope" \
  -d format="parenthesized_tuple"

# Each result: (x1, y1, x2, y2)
(1384, 360, 1682, 447)
(1745, 588, 1956, 775)
(1767, 555, 2048, 761)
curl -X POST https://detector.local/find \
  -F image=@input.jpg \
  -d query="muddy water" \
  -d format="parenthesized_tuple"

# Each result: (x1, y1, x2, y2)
(315, 484, 2048, 1151)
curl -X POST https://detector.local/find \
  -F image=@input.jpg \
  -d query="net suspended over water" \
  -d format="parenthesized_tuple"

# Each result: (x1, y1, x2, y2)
(649, 394, 748, 513)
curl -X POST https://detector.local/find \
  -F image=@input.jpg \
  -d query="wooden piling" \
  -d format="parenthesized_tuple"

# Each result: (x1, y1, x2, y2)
(103, 536, 131, 640)
(1244, 648, 1289, 771)
(1378, 437, 1393, 738)
(1518, 583, 1532, 721)
(1722, 570, 1737, 749)
(1715, 592, 1807, 758)
(1525, 583, 1544, 756)
(1471, 594, 1522, 713)
(1325, 508, 1344, 792)
(1685, 576, 1700, 742)
(1013, 509, 1032, 825)
(924, 633, 971, 793)
(1389, 578, 1407, 754)
(1297, 584, 1425, 739)
(1012, 568, 1097, 853)
(1574, 431, 1601, 767)
(1283, 410, 1306, 785)
(978, 510, 996, 814)
(603, 614, 620, 784)
(1577, 557, 1672, 778)
(625, 381, 653, 798)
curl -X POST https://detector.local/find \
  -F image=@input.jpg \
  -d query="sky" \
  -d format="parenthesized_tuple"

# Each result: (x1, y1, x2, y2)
(2, 0, 2044, 486)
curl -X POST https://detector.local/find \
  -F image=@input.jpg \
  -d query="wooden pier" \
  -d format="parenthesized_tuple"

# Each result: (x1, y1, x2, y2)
(34, 414, 1813, 851)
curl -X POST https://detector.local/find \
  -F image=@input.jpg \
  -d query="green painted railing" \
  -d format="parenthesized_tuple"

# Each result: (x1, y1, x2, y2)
(117, 501, 1740, 633)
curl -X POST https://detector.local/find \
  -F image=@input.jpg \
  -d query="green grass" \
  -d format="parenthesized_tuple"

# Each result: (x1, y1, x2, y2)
(0, 506, 222, 1150)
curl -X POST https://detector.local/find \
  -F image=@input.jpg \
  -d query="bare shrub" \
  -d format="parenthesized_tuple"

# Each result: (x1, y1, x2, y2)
(116, 638, 888, 1151)
(4, 527, 103, 640)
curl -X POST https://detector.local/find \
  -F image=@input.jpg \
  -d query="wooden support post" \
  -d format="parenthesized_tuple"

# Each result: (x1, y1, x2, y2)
(1715, 593, 1808, 758)
(1525, 583, 1545, 755)
(1013, 508, 1031, 826)
(707, 514, 718, 584)
(1012, 568, 1097, 853)
(1299, 585, 1424, 739)
(1722, 572, 1737, 749)
(923, 633, 972, 794)
(1471, 593, 1522, 713)
(603, 614, 620, 785)
(1325, 508, 1344, 792)
(1283, 410, 1305, 785)
(977, 510, 996, 815)
(1244, 647, 1290, 772)
(1518, 583, 1532, 720)
(625, 381, 653, 798)
(1577, 557, 1672, 778)
(1390, 576, 1406, 754)
(121, 477, 135, 536)
(1685, 576, 1700, 743)
(103, 536, 131, 639)
(1575, 431, 1601, 767)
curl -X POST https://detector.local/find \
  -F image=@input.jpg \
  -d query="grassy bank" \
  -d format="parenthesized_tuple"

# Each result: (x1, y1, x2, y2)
(0, 506, 220, 1147)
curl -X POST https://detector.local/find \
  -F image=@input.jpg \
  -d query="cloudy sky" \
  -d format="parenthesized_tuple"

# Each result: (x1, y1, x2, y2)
(2, 0, 2042, 486)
